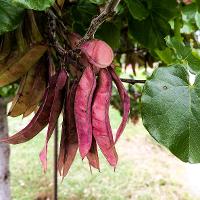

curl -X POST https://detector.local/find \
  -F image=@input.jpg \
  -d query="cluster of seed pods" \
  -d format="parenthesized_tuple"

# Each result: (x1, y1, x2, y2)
(0, 36, 130, 178)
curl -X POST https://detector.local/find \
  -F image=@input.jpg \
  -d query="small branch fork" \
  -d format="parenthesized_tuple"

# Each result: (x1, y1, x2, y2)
(77, 0, 121, 47)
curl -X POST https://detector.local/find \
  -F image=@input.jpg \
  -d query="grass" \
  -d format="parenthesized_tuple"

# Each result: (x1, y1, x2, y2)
(7, 107, 198, 200)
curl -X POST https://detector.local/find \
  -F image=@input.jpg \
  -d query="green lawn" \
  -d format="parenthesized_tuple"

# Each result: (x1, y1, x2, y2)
(8, 108, 198, 200)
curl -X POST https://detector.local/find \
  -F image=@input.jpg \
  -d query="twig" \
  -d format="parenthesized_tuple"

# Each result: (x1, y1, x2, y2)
(120, 78, 146, 85)
(77, 0, 121, 47)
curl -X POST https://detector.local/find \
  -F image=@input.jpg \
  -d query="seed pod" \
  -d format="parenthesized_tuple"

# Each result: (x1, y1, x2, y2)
(8, 65, 37, 117)
(92, 69, 118, 167)
(23, 105, 38, 118)
(81, 39, 114, 69)
(58, 81, 78, 177)
(0, 44, 47, 87)
(22, 62, 47, 117)
(108, 67, 130, 143)
(0, 33, 11, 63)
(27, 10, 43, 43)
(86, 136, 100, 170)
(57, 115, 66, 175)
(0, 50, 19, 76)
(0, 74, 58, 144)
(74, 66, 96, 158)
(40, 69, 68, 171)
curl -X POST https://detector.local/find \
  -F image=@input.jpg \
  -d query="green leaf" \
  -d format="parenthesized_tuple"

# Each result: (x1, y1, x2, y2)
(195, 11, 200, 29)
(155, 48, 177, 64)
(12, 0, 54, 10)
(181, 21, 196, 34)
(124, 0, 149, 20)
(196, 0, 200, 11)
(182, 3, 197, 22)
(128, 15, 171, 49)
(72, 22, 85, 36)
(128, 0, 178, 49)
(141, 64, 200, 163)
(181, 3, 197, 33)
(96, 22, 121, 49)
(89, 0, 106, 5)
(0, 0, 24, 35)
(0, 84, 17, 97)
(71, 1, 97, 29)
(152, 0, 178, 20)
(167, 37, 200, 73)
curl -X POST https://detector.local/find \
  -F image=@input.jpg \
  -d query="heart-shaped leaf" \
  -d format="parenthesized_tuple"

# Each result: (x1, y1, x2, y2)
(12, 0, 54, 10)
(142, 64, 200, 163)
(0, 0, 24, 35)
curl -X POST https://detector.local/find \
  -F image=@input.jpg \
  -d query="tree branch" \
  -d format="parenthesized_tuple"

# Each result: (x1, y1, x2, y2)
(77, 0, 121, 47)
(120, 78, 146, 85)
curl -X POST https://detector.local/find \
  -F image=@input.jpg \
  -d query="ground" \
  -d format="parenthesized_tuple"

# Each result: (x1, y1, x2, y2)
(7, 107, 200, 200)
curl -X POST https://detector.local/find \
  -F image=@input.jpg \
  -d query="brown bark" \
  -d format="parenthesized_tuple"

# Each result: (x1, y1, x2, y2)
(0, 98, 11, 200)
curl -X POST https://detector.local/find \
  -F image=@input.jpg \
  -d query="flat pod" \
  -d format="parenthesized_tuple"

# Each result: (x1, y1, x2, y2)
(0, 45, 47, 87)
(8, 75, 27, 116)
(58, 81, 78, 177)
(23, 105, 38, 118)
(81, 39, 114, 69)
(63, 81, 79, 177)
(0, 50, 20, 76)
(57, 106, 67, 175)
(109, 67, 130, 143)
(0, 74, 58, 144)
(8, 65, 37, 117)
(86, 136, 100, 170)
(0, 33, 11, 63)
(74, 66, 96, 158)
(22, 62, 47, 117)
(92, 69, 118, 167)
(40, 69, 68, 171)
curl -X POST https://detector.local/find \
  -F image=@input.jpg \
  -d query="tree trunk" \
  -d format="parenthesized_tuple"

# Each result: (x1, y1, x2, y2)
(0, 98, 11, 200)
